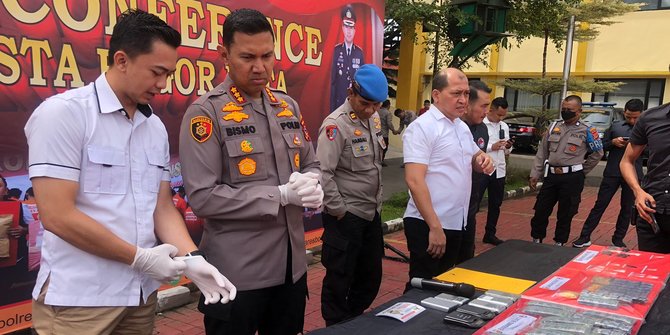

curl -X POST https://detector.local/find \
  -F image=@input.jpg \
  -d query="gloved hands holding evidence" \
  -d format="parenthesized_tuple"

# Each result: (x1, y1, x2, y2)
(278, 172, 324, 209)
(131, 244, 186, 283)
(178, 255, 237, 305)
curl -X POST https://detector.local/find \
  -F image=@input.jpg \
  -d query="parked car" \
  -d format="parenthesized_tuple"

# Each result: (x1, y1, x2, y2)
(505, 112, 542, 153)
(580, 102, 623, 141)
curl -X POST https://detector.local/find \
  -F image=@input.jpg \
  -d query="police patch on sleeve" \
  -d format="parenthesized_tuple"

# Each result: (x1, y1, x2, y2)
(326, 125, 338, 141)
(586, 127, 604, 152)
(190, 116, 213, 143)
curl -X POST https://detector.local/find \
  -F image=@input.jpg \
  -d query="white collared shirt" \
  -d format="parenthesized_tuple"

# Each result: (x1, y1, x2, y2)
(483, 116, 512, 178)
(25, 74, 170, 307)
(402, 105, 480, 230)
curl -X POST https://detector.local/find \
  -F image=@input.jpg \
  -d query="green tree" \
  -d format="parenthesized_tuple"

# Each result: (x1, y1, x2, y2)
(501, 0, 638, 113)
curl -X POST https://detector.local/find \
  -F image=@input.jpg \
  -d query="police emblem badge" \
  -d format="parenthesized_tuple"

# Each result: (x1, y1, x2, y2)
(326, 125, 338, 141)
(240, 140, 253, 153)
(190, 116, 213, 143)
(238, 158, 257, 176)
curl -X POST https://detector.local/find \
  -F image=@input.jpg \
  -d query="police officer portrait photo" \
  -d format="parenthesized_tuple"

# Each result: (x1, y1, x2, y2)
(330, 4, 366, 113)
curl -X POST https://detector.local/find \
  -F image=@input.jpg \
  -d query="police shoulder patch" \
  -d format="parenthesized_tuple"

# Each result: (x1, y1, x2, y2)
(190, 116, 213, 143)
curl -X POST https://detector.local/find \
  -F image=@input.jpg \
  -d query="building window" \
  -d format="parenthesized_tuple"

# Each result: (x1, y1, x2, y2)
(503, 81, 560, 111)
(623, 0, 670, 10)
(592, 79, 665, 109)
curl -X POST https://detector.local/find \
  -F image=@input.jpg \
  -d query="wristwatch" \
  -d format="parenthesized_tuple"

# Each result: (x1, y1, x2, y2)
(185, 250, 206, 259)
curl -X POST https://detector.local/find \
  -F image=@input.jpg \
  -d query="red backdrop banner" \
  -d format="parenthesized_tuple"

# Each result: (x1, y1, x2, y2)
(0, 1, 384, 332)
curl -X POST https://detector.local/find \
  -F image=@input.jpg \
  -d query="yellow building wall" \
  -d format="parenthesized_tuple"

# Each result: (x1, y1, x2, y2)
(461, 8, 670, 102)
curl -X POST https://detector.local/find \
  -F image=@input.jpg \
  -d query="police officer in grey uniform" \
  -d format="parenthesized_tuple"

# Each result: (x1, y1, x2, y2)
(179, 9, 323, 335)
(330, 5, 365, 113)
(529, 95, 604, 246)
(318, 64, 388, 326)
(378, 100, 394, 165)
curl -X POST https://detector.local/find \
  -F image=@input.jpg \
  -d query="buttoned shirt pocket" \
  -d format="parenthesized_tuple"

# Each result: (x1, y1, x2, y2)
(548, 134, 561, 152)
(144, 151, 166, 193)
(84, 146, 128, 194)
(350, 137, 373, 172)
(564, 136, 584, 156)
(224, 137, 268, 183)
(282, 132, 304, 172)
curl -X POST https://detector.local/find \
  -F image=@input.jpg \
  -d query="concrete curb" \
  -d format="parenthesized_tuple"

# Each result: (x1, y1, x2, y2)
(158, 183, 542, 312)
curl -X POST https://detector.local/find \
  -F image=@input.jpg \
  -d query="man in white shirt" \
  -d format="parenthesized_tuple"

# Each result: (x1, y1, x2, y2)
(480, 97, 512, 245)
(25, 10, 235, 334)
(402, 68, 494, 290)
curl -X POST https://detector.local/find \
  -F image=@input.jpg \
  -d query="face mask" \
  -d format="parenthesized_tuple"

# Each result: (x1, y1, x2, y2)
(561, 109, 577, 121)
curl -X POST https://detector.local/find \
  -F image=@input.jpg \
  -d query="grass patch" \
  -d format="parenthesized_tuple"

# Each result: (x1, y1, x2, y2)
(381, 191, 409, 222)
(504, 165, 531, 192)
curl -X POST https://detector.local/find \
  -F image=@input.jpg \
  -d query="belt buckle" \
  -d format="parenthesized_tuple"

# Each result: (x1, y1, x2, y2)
(553, 167, 563, 174)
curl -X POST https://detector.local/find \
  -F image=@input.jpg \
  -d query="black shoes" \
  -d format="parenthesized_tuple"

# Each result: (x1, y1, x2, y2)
(572, 237, 592, 248)
(612, 238, 627, 248)
(483, 235, 504, 245)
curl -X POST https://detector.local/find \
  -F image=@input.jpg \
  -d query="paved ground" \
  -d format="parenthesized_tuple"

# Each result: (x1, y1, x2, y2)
(153, 159, 637, 334)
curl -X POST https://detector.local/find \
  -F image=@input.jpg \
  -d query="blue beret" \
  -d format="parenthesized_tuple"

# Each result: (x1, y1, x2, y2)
(353, 64, 388, 103)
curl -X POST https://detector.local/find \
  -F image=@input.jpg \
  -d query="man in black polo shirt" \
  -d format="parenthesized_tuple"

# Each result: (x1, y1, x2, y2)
(621, 102, 670, 253)
(461, 80, 491, 259)
(573, 99, 644, 248)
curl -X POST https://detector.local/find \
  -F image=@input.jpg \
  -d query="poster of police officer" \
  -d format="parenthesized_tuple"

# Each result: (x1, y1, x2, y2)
(0, 0, 384, 332)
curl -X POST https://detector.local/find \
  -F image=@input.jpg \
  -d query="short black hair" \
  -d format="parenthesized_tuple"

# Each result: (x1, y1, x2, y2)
(382, 100, 391, 108)
(468, 80, 491, 103)
(25, 187, 34, 199)
(423, 100, 430, 104)
(491, 97, 509, 109)
(107, 9, 181, 66)
(625, 98, 644, 112)
(394, 108, 403, 117)
(564, 95, 583, 107)
(223, 9, 274, 48)
(8, 188, 21, 199)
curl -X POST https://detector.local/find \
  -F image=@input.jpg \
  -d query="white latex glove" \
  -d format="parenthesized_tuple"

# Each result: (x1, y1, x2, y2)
(289, 171, 320, 190)
(179, 255, 237, 305)
(131, 244, 186, 283)
(299, 182, 323, 209)
(279, 183, 303, 207)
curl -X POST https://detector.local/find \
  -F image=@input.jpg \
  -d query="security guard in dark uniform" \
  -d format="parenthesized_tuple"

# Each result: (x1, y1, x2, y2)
(529, 95, 604, 246)
(318, 64, 388, 326)
(330, 5, 365, 112)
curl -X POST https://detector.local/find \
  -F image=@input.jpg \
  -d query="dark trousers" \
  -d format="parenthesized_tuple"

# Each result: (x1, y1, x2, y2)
(530, 171, 585, 243)
(636, 213, 670, 254)
(479, 171, 506, 237)
(403, 217, 469, 292)
(579, 176, 633, 241)
(201, 274, 307, 335)
(464, 175, 484, 261)
(321, 212, 383, 326)
(382, 137, 389, 161)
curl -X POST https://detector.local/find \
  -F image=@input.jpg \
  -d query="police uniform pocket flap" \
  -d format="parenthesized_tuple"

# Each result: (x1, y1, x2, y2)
(548, 134, 561, 142)
(224, 137, 265, 158)
(351, 138, 372, 158)
(282, 132, 304, 149)
(87, 146, 126, 166)
(566, 136, 583, 145)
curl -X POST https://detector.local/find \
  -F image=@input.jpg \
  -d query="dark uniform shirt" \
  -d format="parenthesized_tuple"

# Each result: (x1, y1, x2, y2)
(630, 103, 670, 213)
(603, 120, 643, 179)
(330, 43, 364, 112)
(469, 123, 489, 186)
